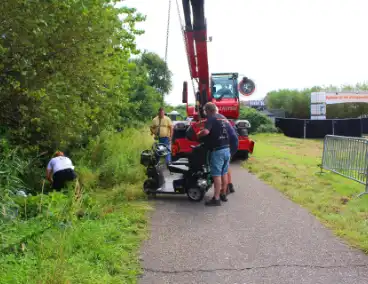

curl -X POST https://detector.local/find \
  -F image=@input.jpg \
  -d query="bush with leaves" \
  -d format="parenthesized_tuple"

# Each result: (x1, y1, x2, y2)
(255, 124, 279, 134)
(239, 106, 275, 134)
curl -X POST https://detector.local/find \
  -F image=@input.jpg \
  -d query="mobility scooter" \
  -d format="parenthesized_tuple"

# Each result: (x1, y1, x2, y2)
(140, 141, 213, 202)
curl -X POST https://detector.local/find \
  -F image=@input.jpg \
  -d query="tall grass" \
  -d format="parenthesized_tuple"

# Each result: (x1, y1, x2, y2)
(0, 128, 154, 283)
(0, 140, 30, 221)
(85, 128, 153, 187)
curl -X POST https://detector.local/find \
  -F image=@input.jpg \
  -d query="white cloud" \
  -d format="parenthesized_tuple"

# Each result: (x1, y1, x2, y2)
(121, 0, 368, 105)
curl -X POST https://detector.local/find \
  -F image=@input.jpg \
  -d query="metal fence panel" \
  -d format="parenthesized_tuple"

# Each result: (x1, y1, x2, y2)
(362, 118, 368, 134)
(321, 135, 368, 197)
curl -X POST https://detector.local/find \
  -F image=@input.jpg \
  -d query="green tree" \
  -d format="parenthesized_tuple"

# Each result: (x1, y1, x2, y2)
(265, 83, 368, 119)
(127, 52, 172, 121)
(133, 51, 173, 98)
(0, 0, 148, 153)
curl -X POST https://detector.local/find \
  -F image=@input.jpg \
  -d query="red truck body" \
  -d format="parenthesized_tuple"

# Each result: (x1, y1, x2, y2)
(172, 0, 256, 161)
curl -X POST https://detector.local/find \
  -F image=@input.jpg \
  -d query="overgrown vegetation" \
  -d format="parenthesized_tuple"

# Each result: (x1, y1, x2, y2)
(0, 0, 172, 154)
(245, 133, 368, 252)
(1, 129, 154, 283)
(266, 83, 368, 118)
(0, 1, 171, 282)
(239, 106, 278, 134)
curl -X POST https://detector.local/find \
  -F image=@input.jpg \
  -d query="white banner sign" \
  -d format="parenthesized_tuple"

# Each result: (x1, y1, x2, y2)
(310, 91, 368, 119)
(325, 93, 368, 104)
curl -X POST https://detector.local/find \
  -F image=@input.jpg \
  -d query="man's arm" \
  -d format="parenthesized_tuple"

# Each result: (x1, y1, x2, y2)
(224, 121, 239, 155)
(46, 161, 53, 182)
(197, 118, 213, 138)
(225, 121, 237, 138)
(167, 117, 174, 139)
(197, 128, 209, 138)
(46, 169, 53, 182)
(150, 118, 157, 136)
(169, 125, 174, 139)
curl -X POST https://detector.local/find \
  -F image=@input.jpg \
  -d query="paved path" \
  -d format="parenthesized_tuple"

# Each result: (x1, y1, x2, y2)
(139, 162, 368, 284)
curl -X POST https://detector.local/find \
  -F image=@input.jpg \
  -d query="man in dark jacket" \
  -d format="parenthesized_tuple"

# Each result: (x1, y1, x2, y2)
(197, 102, 232, 206)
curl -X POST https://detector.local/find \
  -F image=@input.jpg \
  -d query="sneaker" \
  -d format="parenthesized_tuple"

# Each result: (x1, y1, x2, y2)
(228, 183, 235, 194)
(205, 197, 221, 206)
(220, 193, 228, 202)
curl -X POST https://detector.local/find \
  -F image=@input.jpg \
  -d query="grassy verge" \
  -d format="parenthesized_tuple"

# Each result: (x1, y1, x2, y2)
(245, 133, 368, 252)
(0, 129, 154, 284)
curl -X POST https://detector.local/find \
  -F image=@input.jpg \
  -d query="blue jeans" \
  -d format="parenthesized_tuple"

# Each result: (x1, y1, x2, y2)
(210, 147, 230, 177)
(158, 137, 171, 164)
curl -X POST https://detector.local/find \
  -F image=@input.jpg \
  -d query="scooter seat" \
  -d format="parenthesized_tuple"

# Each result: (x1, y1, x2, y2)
(171, 158, 189, 165)
(168, 164, 189, 174)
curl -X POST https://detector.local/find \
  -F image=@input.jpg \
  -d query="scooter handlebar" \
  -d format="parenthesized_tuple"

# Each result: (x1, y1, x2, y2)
(190, 143, 205, 149)
(152, 142, 171, 156)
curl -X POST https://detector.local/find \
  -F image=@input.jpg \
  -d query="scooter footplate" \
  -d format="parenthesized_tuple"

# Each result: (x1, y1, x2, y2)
(156, 172, 184, 193)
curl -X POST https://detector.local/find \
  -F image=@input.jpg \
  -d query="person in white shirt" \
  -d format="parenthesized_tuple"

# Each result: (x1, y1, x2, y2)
(46, 151, 76, 190)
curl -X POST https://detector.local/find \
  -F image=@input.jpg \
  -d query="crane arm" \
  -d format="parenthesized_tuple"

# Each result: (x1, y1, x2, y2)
(179, 0, 256, 121)
(181, 0, 211, 117)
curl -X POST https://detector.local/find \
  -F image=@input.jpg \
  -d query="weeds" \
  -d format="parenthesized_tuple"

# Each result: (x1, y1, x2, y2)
(0, 128, 154, 283)
(0, 144, 30, 212)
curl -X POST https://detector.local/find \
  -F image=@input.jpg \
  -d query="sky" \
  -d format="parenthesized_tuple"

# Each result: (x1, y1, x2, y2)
(121, 0, 368, 106)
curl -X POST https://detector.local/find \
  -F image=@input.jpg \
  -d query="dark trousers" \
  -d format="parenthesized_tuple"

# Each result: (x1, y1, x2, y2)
(52, 169, 76, 190)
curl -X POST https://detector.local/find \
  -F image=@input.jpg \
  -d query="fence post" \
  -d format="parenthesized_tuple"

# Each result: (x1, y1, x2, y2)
(357, 147, 368, 197)
(317, 135, 328, 174)
(303, 120, 306, 139)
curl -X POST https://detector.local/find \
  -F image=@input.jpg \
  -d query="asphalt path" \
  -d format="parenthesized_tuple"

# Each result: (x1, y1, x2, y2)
(139, 162, 368, 284)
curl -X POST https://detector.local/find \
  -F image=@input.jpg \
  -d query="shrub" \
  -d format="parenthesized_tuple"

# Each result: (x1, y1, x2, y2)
(255, 124, 279, 133)
(239, 106, 275, 133)
(75, 165, 100, 191)
(79, 128, 153, 189)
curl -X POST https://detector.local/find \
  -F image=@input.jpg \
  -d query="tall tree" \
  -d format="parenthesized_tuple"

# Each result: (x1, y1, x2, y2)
(128, 51, 173, 118)
(134, 51, 173, 96)
(0, 0, 151, 153)
(265, 84, 368, 119)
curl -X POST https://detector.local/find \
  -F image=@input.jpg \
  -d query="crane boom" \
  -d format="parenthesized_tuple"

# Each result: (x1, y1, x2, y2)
(181, 0, 210, 118)
(170, 0, 256, 161)
(180, 0, 255, 120)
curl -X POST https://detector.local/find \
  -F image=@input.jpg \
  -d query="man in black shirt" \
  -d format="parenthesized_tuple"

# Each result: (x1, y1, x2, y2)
(197, 102, 231, 206)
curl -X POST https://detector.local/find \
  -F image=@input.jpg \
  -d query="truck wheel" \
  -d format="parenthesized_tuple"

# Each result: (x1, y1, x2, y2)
(187, 187, 205, 202)
(238, 150, 249, 160)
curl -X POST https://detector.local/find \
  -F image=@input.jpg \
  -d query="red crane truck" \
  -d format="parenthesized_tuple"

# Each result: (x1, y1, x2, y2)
(171, 0, 256, 161)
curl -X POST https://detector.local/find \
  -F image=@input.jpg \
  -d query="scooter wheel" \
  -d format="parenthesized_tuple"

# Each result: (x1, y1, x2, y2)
(186, 187, 205, 202)
(143, 179, 157, 195)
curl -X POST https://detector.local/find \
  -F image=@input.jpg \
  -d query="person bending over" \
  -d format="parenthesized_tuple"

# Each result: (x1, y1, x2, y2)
(197, 102, 231, 206)
(46, 151, 77, 190)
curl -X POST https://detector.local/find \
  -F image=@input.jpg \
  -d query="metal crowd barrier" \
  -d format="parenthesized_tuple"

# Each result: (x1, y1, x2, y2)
(321, 135, 368, 197)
